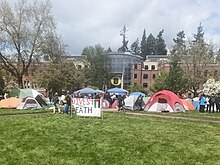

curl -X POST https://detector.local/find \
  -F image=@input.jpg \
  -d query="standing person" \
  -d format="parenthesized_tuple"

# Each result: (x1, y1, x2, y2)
(117, 95, 124, 111)
(64, 91, 72, 114)
(209, 94, 215, 113)
(215, 94, 220, 113)
(53, 92, 61, 114)
(199, 94, 206, 113)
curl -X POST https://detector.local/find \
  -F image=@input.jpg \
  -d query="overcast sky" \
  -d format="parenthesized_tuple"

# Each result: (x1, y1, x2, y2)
(49, 0, 220, 55)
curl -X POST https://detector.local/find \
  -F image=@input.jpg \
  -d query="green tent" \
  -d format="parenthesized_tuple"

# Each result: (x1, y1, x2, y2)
(9, 88, 47, 107)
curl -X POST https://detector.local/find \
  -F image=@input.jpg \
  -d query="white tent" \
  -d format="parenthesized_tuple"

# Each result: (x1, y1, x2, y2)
(17, 97, 43, 110)
(124, 95, 144, 111)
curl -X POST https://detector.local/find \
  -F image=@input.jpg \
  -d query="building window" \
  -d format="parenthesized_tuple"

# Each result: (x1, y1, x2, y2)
(153, 74, 156, 79)
(151, 65, 155, 70)
(143, 74, 148, 79)
(134, 74, 137, 79)
(134, 64, 137, 69)
(144, 65, 148, 70)
(78, 65, 82, 69)
(204, 70, 208, 77)
(143, 83, 148, 88)
(84, 65, 88, 68)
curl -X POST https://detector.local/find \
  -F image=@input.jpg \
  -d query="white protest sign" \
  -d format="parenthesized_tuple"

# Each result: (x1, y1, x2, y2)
(73, 98, 101, 117)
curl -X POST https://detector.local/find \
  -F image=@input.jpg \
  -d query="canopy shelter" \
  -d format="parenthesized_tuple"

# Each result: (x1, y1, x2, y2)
(107, 87, 128, 94)
(129, 92, 145, 97)
(74, 87, 97, 94)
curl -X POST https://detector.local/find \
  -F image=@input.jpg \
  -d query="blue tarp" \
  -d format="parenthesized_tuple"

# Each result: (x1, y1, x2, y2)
(74, 87, 97, 94)
(130, 92, 145, 97)
(107, 87, 127, 94)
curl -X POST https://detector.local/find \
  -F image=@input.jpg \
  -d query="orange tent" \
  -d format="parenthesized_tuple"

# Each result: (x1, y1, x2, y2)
(0, 97, 22, 109)
(180, 99, 194, 111)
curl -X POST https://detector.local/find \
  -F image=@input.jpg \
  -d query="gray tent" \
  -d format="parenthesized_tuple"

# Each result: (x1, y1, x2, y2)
(123, 95, 144, 111)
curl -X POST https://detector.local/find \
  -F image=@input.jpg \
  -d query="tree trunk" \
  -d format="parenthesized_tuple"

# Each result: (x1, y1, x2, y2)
(17, 76, 24, 89)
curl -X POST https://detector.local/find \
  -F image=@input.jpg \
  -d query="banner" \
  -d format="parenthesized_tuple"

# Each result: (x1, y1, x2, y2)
(73, 98, 101, 117)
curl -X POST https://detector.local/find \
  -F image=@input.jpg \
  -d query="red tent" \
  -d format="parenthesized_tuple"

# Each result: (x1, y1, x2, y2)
(144, 90, 185, 112)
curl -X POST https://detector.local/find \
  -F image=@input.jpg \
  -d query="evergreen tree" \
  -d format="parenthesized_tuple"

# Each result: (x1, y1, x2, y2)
(163, 30, 189, 94)
(130, 38, 141, 55)
(146, 33, 156, 55)
(107, 47, 112, 53)
(166, 60, 188, 94)
(193, 23, 204, 44)
(155, 29, 167, 55)
(170, 30, 186, 63)
(140, 29, 147, 60)
(118, 25, 129, 52)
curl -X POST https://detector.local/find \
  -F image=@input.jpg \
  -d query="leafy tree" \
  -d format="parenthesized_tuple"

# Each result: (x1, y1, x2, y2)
(41, 34, 67, 63)
(146, 33, 156, 55)
(150, 72, 169, 93)
(129, 83, 147, 94)
(203, 78, 220, 95)
(155, 29, 167, 55)
(216, 49, 220, 63)
(0, 0, 58, 88)
(35, 62, 85, 94)
(82, 44, 111, 89)
(130, 38, 140, 55)
(140, 29, 147, 60)
(166, 63, 189, 94)
(168, 26, 217, 97)
(118, 25, 129, 52)
(180, 24, 215, 96)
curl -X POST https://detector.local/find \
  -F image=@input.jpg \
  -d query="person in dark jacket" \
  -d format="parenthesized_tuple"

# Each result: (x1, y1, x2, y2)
(215, 94, 220, 113)
(209, 94, 215, 113)
(64, 91, 72, 114)
(117, 95, 125, 111)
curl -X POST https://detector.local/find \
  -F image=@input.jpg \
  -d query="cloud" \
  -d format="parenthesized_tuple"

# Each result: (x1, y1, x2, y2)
(49, 0, 220, 54)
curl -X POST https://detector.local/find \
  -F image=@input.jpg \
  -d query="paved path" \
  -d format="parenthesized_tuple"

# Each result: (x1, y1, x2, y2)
(1, 110, 220, 123)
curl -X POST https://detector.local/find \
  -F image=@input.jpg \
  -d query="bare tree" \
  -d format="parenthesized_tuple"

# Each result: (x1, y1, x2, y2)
(0, 0, 57, 88)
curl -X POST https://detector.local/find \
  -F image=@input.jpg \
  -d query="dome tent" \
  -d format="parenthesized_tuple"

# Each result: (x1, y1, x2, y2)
(9, 88, 47, 107)
(144, 90, 185, 112)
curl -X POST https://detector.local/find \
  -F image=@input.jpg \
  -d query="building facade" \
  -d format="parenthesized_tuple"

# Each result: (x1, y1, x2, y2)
(131, 55, 169, 91)
(107, 52, 143, 89)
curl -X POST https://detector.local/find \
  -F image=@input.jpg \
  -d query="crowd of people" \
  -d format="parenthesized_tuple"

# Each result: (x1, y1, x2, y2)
(49, 91, 72, 114)
(198, 94, 220, 113)
(49, 91, 145, 113)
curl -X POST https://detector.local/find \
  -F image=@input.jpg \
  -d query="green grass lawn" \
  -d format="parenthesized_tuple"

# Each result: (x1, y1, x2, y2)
(0, 112, 219, 165)
(0, 108, 51, 116)
(144, 110, 220, 120)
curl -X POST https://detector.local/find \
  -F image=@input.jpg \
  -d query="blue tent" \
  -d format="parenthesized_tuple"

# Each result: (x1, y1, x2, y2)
(130, 92, 145, 97)
(107, 87, 127, 94)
